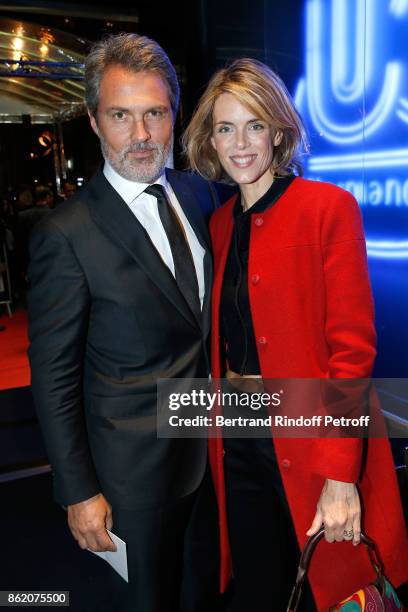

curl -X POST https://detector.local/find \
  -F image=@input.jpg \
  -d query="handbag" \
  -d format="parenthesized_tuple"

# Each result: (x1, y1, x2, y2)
(286, 527, 404, 611)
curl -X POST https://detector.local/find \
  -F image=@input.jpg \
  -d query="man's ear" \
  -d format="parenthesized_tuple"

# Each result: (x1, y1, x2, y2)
(88, 110, 99, 137)
(273, 130, 283, 147)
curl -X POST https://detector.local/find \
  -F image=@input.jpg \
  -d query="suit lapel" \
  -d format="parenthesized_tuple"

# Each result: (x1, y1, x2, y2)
(166, 169, 213, 338)
(201, 250, 212, 340)
(86, 170, 198, 329)
(166, 169, 211, 252)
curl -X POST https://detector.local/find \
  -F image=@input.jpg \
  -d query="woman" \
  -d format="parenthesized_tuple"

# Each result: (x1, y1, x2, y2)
(183, 59, 408, 611)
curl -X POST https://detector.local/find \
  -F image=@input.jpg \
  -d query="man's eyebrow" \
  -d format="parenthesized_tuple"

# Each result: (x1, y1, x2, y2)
(145, 105, 169, 112)
(105, 106, 129, 112)
(105, 105, 170, 113)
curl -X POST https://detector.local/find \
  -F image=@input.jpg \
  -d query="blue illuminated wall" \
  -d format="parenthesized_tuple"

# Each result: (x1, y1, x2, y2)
(293, 0, 408, 376)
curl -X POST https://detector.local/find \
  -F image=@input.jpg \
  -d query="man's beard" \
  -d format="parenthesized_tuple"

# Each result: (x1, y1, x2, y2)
(100, 136, 173, 183)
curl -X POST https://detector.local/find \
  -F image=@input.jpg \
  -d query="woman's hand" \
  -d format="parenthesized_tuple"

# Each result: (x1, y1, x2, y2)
(306, 478, 361, 545)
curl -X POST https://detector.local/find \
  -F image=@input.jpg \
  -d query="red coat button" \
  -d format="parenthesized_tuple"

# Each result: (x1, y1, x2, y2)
(251, 274, 260, 284)
(258, 336, 267, 345)
(254, 217, 264, 227)
(281, 459, 291, 469)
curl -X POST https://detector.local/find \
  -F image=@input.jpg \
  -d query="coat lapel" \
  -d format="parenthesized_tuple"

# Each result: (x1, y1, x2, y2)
(211, 195, 236, 336)
(85, 170, 198, 329)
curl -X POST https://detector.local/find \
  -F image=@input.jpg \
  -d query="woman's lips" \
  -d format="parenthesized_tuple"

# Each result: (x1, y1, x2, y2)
(229, 154, 257, 168)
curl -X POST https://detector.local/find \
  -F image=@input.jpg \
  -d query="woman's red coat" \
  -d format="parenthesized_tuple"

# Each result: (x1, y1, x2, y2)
(208, 177, 408, 610)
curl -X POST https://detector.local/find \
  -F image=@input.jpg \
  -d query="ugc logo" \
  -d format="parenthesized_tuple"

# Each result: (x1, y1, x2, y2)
(294, 0, 408, 259)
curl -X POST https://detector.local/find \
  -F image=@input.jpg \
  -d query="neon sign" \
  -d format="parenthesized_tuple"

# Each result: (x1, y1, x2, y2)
(295, 0, 408, 258)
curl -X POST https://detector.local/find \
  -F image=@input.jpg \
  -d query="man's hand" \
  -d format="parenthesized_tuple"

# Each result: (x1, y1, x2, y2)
(306, 478, 361, 545)
(67, 493, 117, 552)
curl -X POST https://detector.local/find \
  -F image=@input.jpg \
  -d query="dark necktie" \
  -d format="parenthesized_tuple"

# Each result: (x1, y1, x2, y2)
(145, 184, 201, 322)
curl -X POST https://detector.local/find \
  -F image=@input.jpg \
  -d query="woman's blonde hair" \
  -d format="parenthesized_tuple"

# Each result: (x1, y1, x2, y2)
(182, 58, 308, 180)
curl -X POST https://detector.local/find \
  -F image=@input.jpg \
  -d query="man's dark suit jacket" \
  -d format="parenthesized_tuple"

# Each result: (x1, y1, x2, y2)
(28, 168, 218, 510)
(18, 206, 51, 272)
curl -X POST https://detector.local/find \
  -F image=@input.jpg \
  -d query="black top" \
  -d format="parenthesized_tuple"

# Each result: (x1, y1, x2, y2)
(220, 175, 295, 375)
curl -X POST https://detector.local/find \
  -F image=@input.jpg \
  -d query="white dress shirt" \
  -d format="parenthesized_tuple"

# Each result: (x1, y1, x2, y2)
(103, 161, 206, 309)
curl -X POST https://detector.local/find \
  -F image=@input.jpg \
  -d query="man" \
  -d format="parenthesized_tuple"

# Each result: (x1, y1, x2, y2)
(19, 186, 53, 232)
(56, 180, 77, 205)
(28, 34, 220, 612)
(62, 180, 77, 200)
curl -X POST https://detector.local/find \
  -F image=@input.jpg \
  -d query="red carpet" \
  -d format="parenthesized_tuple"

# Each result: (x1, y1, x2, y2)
(0, 310, 30, 390)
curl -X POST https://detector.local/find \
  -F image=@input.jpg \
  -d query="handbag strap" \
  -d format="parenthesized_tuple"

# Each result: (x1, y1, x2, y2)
(286, 528, 384, 612)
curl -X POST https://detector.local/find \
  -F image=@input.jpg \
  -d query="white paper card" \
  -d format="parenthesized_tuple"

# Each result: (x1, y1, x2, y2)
(89, 530, 128, 582)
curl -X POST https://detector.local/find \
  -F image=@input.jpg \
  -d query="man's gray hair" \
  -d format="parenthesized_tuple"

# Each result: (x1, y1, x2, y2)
(85, 33, 180, 117)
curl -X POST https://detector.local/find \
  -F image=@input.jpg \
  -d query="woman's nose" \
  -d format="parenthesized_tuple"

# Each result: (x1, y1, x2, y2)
(235, 129, 250, 149)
